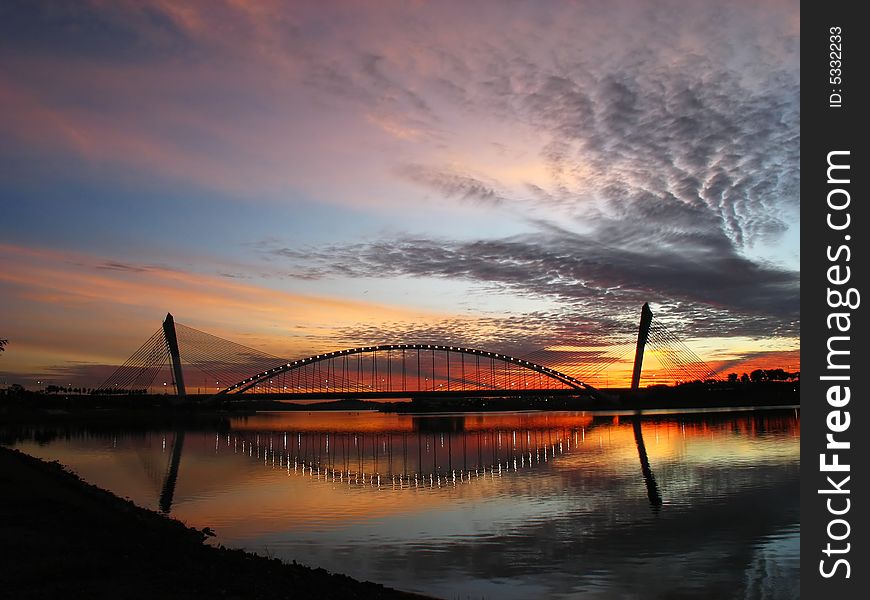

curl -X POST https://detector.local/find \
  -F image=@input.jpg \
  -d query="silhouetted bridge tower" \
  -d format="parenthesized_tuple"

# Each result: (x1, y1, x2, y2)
(632, 303, 654, 390)
(629, 303, 717, 386)
(97, 306, 715, 398)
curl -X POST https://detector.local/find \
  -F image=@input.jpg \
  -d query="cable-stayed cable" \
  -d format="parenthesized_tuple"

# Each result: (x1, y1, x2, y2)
(98, 328, 170, 392)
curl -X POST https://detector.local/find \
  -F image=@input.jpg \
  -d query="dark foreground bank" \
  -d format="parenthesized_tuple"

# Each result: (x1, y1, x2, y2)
(0, 446, 433, 600)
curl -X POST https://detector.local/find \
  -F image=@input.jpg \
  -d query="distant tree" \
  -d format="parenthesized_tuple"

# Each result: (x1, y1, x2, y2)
(766, 368, 789, 381)
(740, 373, 750, 384)
(750, 369, 766, 383)
(727, 373, 738, 383)
(0, 339, 7, 353)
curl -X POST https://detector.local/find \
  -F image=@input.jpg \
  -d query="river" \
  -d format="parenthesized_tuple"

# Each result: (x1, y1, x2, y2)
(3, 407, 800, 599)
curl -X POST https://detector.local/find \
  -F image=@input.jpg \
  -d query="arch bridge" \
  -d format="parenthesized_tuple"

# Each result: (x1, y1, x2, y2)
(220, 343, 596, 398)
(98, 305, 714, 400)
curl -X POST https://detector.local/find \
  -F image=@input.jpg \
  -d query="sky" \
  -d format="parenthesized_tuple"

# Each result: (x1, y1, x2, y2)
(0, 0, 800, 389)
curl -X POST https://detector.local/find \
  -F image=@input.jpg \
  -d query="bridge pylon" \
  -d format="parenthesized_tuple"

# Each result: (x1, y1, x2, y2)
(162, 313, 186, 398)
(631, 303, 653, 390)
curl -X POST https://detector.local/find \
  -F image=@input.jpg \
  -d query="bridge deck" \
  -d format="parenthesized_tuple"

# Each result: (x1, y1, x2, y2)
(219, 388, 592, 401)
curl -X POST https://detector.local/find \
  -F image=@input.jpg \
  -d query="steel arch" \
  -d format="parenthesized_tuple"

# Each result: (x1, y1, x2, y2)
(219, 343, 595, 395)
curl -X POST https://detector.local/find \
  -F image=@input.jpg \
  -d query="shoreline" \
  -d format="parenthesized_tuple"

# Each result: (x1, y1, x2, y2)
(0, 445, 434, 599)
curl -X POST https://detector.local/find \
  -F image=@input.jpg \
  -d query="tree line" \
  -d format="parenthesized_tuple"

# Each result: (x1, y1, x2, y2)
(724, 368, 799, 383)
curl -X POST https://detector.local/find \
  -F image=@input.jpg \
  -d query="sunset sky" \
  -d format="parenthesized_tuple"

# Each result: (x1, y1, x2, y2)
(0, 0, 800, 388)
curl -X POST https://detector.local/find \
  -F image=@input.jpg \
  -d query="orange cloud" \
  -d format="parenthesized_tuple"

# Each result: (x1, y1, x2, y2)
(0, 243, 456, 377)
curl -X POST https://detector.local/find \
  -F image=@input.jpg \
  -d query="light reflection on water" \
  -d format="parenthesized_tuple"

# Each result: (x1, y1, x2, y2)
(3, 408, 799, 599)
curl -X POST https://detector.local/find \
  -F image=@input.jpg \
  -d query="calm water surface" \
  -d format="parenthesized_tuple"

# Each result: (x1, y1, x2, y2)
(4, 408, 800, 599)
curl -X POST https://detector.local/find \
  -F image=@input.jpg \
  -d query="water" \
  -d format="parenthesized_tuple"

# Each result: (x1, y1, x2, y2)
(3, 408, 800, 599)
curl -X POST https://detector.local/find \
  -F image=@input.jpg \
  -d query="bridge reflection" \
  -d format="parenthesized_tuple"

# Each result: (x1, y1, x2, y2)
(223, 426, 582, 489)
(158, 429, 185, 514)
(633, 415, 663, 508)
(157, 412, 665, 512)
(154, 409, 800, 515)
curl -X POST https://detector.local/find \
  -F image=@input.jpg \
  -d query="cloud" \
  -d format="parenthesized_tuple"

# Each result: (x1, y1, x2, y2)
(0, 243, 454, 377)
(394, 164, 509, 206)
(249, 0, 799, 343)
(262, 222, 799, 340)
(706, 348, 800, 376)
(468, 42, 800, 255)
(1, 2, 799, 230)
(96, 261, 150, 273)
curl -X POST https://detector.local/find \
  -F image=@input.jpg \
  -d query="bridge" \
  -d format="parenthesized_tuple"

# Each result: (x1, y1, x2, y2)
(97, 304, 715, 399)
